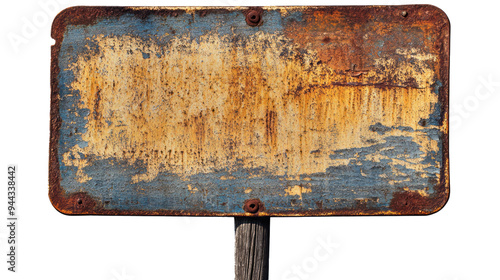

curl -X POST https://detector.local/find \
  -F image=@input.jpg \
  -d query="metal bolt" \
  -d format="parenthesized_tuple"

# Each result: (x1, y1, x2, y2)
(244, 199, 261, 213)
(246, 10, 261, 26)
(401, 11, 408, 17)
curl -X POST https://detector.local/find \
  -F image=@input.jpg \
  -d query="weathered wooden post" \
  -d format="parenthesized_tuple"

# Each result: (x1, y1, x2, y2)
(235, 217, 270, 280)
(50, 6, 449, 280)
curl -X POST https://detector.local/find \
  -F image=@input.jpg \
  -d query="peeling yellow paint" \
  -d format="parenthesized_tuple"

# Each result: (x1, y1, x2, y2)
(395, 48, 437, 62)
(62, 32, 441, 184)
(244, 188, 253, 194)
(284, 185, 312, 200)
(187, 185, 198, 194)
(62, 145, 92, 183)
(403, 187, 430, 197)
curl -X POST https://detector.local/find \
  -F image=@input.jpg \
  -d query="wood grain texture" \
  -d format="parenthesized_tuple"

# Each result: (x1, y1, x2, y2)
(235, 217, 270, 280)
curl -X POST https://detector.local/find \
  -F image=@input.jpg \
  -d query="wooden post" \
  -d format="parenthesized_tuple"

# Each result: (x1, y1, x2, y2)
(234, 217, 270, 280)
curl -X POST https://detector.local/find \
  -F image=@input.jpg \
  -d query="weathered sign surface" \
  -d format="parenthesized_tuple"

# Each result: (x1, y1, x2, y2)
(50, 6, 449, 216)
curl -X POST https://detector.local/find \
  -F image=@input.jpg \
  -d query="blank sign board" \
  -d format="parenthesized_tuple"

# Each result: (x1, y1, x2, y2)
(49, 6, 449, 216)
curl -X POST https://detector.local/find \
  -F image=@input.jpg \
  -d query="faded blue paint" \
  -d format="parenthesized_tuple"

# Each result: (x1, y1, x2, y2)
(61, 11, 287, 56)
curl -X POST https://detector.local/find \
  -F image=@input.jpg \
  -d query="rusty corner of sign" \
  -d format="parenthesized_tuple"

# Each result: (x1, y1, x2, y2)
(49, 188, 99, 215)
(389, 185, 450, 216)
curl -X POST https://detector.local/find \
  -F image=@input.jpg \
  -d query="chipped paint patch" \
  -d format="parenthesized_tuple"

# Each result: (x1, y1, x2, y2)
(285, 185, 312, 200)
(188, 185, 198, 194)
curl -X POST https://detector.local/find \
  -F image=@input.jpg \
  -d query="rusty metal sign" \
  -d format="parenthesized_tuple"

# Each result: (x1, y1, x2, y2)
(49, 6, 449, 216)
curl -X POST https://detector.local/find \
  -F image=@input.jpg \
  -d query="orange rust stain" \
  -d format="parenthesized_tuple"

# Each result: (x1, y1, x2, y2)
(63, 32, 442, 183)
(284, 10, 442, 72)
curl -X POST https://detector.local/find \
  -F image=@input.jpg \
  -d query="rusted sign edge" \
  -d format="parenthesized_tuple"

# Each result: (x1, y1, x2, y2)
(49, 5, 450, 216)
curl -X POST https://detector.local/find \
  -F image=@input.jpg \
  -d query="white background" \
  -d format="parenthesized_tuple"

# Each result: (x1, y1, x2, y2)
(1, 1, 499, 280)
